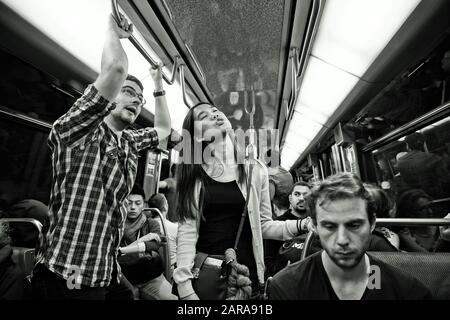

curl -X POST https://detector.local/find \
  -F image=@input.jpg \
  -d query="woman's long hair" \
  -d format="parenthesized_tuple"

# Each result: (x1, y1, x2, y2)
(175, 103, 246, 222)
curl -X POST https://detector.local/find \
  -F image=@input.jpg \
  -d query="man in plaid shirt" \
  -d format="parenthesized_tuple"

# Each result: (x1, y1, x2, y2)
(31, 14, 171, 299)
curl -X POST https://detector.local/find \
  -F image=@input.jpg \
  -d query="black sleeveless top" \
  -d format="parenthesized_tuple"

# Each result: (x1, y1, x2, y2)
(196, 174, 257, 284)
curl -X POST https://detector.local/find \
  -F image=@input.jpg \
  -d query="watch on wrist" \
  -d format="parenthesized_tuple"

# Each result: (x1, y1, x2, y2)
(153, 90, 166, 97)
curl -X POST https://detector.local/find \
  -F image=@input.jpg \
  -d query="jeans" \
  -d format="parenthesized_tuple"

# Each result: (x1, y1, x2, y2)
(31, 264, 134, 300)
(136, 274, 178, 300)
(31, 264, 107, 300)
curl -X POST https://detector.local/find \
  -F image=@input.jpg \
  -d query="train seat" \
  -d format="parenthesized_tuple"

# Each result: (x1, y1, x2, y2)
(369, 251, 450, 298)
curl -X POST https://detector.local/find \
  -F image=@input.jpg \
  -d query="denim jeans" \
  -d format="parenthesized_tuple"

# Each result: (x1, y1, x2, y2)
(31, 264, 107, 300)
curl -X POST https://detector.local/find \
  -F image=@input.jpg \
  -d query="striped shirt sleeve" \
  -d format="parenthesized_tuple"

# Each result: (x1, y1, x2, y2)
(127, 127, 159, 151)
(52, 84, 116, 146)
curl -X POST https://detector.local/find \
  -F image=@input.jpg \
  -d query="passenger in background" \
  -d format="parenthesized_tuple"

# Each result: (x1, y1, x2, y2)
(32, 14, 171, 300)
(173, 103, 309, 300)
(0, 221, 31, 299)
(119, 185, 177, 300)
(265, 149, 294, 218)
(269, 173, 431, 300)
(264, 182, 314, 276)
(158, 164, 178, 222)
(148, 193, 178, 274)
(396, 132, 450, 199)
(396, 189, 439, 252)
(364, 184, 399, 251)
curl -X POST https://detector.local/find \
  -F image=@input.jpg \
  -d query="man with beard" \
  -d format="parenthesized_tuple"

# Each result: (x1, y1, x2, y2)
(264, 182, 313, 276)
(269, 173, 431, 300)
(32, 14, 171, 299)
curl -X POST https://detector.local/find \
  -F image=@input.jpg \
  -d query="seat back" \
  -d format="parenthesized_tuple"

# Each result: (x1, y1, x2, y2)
(369, 251, 450, 297)
(143, 208, 172, 281)
(11, 247, 36, 280)
(0, 218, 42, 280)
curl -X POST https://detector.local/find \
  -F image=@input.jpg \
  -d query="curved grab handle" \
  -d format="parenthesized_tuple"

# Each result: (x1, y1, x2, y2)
(300, 230, 315, 261)
(178, 64, 192, 107)
(0, 218, 44, 249)
(111, 0, 179, 85)
(143, 208, 172, 280)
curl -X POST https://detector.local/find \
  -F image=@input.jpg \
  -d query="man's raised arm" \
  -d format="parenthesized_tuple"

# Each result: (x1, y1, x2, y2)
(150, 64, 171, 149)
(94, 14, 133, 100)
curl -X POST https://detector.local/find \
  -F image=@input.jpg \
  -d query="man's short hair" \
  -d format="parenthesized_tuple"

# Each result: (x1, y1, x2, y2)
(126, 74, 144, 92)
(405, 132, 425, 150)
(130, 184, 146, 199)
(148, 193, 167, 213)
(307, 173, 376, 225)
(290, 181, 311, 194)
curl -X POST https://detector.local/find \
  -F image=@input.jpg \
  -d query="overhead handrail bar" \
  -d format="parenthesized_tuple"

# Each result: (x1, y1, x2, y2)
(376, 218, 450, 227)
(244, 86, 257, 160)
(111, 0, 179, 85)
(178, 64, 191, 108)
(289, 47, 300, 121)
(284, 99, 289, 119)
(185, 43, 205, 82)
(160, 0, 173, 20)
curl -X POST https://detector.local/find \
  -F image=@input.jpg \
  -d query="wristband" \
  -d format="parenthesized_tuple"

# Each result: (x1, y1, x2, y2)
(297, 219, 302, 234)
(153, 90, 166, 97)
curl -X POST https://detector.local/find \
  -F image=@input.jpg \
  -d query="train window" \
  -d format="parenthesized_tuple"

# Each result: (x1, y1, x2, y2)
(0, 118, 51, 207)
(348, 36, 450, 143)
(372, 115, 450, 218)
(165, 0, 284, 130)
(0, 48, 78, 123)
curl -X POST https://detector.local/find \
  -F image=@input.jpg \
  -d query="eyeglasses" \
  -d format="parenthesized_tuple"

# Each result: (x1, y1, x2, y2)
(121, 87, 146, 106)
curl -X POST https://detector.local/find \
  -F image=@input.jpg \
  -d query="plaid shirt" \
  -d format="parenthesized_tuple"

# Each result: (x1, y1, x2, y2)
(36, 85, 158, 287)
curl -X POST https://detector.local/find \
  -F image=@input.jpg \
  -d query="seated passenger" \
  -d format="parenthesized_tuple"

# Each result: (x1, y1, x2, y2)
(269, 173, 431, 300)
(396, 189, 440, 252)
(148, 193, 178, 273)
(364, 184, 399, 251)
(264, 182, 316, 276)
(395, 132, 450, 199)
(0, 221, 31, 299)
(118, 185, 177, 300)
